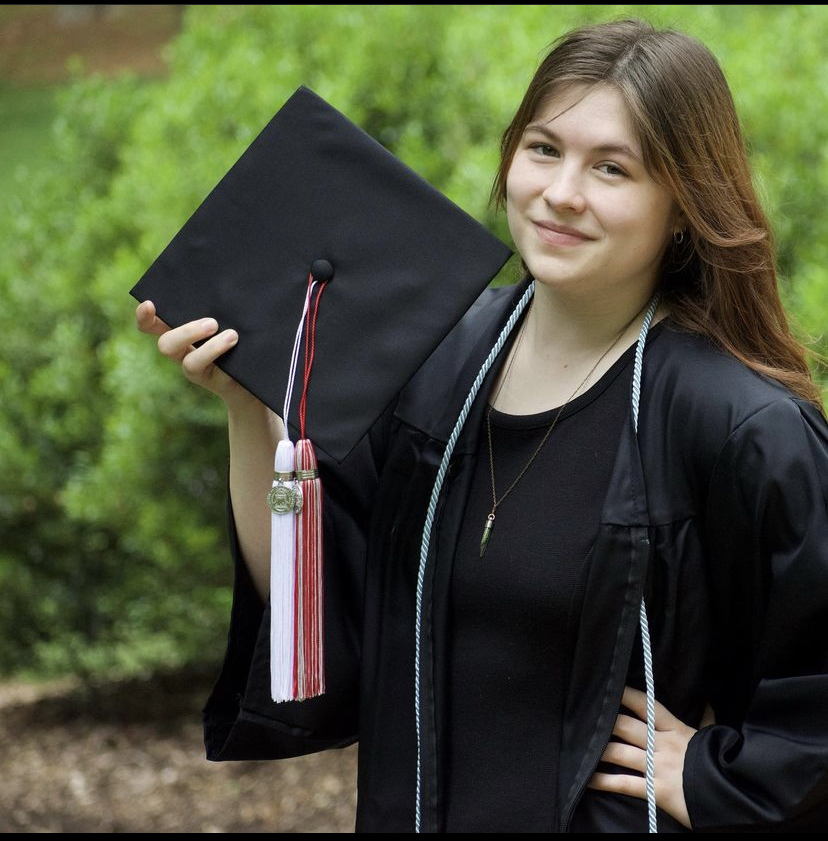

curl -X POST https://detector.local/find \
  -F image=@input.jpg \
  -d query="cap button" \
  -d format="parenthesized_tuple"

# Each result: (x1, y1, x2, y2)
(310, 259, 334, 283)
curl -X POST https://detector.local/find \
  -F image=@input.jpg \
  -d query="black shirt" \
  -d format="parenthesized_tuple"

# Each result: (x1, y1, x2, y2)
(444, 340, 642, 832)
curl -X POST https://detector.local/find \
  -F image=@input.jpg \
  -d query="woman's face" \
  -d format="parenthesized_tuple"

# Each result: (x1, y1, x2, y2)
(506, 84, 681, 301)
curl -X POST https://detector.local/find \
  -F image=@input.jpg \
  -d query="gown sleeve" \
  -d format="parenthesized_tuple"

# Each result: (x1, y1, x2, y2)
(684, 397, 828, 829)
(201, 408, 392, 761)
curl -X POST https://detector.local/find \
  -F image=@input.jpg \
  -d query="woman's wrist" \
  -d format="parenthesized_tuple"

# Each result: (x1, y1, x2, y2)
(226, 391, 285, 444)
(224, 384, 270, 417)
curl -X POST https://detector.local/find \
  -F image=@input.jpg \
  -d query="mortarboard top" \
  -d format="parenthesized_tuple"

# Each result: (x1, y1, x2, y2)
(131, 86, 512, 464)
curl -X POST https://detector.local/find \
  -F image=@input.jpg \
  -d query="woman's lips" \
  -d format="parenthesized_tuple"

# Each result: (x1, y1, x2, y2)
(533, 221, 593, 246)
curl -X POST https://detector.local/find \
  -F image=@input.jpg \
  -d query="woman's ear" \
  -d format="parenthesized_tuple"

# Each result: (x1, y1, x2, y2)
(672, 209, 688, 237)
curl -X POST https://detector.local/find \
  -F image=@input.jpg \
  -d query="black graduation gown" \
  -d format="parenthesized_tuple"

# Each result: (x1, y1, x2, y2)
(202, 279, 828, 832)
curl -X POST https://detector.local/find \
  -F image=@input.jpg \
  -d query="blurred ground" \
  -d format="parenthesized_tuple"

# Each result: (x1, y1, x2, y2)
(0, 4, 182, 83)
(0, 5, 358, 832)
(0, 665, 357, 832)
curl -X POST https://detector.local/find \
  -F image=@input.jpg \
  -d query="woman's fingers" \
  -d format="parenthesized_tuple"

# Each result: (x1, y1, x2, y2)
(135, 300, 171, 337)
(620, 685, 682, 730)
(613, 712, 648, 747)
(588, 687, 695, 829)
(600, 740, 646, 773)
(137, 299, 242, 399)
(180, 329, 238, 383)
(156, 317, 219, 362)
(619, 685, 648, 718)
(588, 771, 646, 799)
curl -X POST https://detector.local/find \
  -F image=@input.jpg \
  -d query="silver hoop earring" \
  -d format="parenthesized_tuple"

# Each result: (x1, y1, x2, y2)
(673, 229, 685, 246)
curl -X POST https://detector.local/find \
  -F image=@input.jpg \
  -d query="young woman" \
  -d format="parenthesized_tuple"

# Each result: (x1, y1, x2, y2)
(136, 19, 828, 832)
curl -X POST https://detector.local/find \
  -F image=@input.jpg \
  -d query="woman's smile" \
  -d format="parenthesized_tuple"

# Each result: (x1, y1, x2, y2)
(532, 219, 595, 246)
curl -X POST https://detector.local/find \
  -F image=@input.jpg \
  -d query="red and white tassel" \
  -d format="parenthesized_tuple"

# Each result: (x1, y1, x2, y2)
(294, 438, 324, 700)
(268, 271, 328, 703)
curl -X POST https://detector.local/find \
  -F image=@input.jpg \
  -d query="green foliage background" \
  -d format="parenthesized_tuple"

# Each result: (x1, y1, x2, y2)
(1, 4, 826, 678)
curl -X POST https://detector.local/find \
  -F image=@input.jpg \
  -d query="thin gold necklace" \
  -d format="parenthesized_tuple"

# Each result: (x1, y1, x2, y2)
(479, 305, 647, 557)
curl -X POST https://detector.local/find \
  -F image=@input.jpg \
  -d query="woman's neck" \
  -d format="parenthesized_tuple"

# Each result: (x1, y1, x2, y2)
(526, 281, 659, 357)
(489, 281, 663, 415)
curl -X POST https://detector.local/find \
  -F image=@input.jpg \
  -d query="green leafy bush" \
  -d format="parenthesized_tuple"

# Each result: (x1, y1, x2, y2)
(1, 4, 825, 678)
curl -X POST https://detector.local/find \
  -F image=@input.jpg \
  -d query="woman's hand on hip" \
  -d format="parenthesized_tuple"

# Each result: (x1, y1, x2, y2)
(587, 685, 700, 829)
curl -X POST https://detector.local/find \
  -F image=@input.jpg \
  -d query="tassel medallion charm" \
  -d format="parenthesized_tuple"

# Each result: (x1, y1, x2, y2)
(267, 479, 303, 514)
(479, 513, 495, 557)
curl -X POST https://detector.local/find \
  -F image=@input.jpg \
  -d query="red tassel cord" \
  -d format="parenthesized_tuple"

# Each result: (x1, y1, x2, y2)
(294, 438, 324, 699)
(298, 273, 325, 440)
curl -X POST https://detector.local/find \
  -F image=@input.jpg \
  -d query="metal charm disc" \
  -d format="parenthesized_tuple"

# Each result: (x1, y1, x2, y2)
(268, 483, 302, 514)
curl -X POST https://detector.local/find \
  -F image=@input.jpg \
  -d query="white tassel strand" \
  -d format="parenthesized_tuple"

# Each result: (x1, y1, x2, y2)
(269, 439, 300, 702)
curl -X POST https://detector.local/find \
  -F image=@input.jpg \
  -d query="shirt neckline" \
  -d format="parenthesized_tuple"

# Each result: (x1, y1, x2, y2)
(488, 319, 666, 430)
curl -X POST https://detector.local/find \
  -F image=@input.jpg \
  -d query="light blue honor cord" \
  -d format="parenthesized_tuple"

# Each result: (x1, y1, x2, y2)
(413, 282, 534, 833)
(632, 293, 661, 833)
(413, 285, 660, 833)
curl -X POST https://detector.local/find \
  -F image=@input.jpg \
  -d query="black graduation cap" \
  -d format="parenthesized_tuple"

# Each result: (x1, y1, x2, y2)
(131, 86, 512, 463)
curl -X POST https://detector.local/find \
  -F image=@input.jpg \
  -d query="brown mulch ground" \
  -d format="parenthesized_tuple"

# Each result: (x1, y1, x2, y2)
(0, 665, 358, 832)
(0, 6, 357, 831)
(0, 4, 182, 84)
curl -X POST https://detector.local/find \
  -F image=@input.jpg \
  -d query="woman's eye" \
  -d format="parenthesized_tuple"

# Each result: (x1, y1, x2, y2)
(597, 162, 627, 177)
(528, 143, 558, 157)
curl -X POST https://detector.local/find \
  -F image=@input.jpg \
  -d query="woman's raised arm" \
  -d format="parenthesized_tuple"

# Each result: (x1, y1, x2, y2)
(136, 299, 283, 600)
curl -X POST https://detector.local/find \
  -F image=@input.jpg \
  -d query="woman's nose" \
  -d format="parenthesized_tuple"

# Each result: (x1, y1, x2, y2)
(541, 165, 587, 214)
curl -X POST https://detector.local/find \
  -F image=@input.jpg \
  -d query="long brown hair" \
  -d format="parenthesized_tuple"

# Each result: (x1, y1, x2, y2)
(492, 19, 823, 409)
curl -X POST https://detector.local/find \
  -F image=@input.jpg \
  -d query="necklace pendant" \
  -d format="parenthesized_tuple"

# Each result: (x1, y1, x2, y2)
(479, 513, 496, 557)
